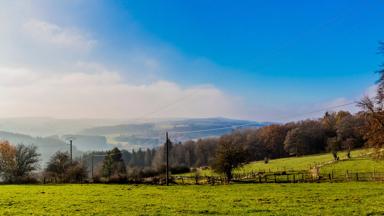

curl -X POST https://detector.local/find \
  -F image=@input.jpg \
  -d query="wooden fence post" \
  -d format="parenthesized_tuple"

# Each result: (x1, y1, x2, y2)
(373, 169, 376, 181)
(346, 170, 349, 181)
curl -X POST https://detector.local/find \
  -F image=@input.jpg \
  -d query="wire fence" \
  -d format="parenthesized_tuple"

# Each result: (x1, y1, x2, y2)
(172, 170, 384, 185)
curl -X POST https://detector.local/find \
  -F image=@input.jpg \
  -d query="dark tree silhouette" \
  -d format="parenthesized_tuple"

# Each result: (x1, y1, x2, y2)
(212, 133, 246, 182)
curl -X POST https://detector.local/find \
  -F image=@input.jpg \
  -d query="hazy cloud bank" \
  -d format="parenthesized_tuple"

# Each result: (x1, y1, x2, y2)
(0, 66, 241, 119)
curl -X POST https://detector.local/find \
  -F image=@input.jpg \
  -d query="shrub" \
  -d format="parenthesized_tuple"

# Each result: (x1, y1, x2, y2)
(170, 166, 190, 174)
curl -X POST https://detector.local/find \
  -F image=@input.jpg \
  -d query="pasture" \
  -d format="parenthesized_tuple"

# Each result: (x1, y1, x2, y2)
(0, 183, 384, 215)
(182, 149, 379, 177)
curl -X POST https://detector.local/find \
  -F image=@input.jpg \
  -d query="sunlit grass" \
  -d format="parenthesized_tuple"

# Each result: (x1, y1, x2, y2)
(0, 183, 383, 215)
(180, 149, 370, 177)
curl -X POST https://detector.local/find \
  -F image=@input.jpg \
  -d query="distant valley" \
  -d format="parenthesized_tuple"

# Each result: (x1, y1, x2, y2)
(0, 117, 269, 165)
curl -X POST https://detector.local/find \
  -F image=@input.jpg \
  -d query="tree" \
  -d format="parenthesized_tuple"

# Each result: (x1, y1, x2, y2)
(322, 112, 337, 138)
(326, 137, 340, 161)
(256, 125, 289, 159)
(46, 152, 71, 182)
(194, 138, 217, 167)
(45, 151, 86, 183)
(13, 144, 40, 182)
(322, 111, 355, 159)
(284, 120, 326, 156)
(0, 141, 40, 183)
(336, 114, 365, 158)
(66, 161, 88, 182)
(102, 147, 126, 180)
(212, 133, 246, 182)
(358, 42, 384, 157)
(0, 141, 16, 182)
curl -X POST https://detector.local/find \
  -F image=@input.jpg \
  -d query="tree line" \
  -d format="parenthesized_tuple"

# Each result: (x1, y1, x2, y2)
(79, 109, 365, 182)
(0, 107, 372, 184)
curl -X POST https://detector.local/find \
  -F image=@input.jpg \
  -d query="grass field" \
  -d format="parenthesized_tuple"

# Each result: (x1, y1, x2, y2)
(320, 157, 384, 174)
(0, 183, 384, 215)
(183, 149, 372, 176)
(237, 149, 371, 172)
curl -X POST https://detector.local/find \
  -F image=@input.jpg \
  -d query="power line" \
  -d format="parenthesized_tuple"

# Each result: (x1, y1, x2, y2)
(170, 101, 358, 135)
(133, 90, 200, 121)
(90, 3, 357, 155)
(123, 3, 354, 124)
(279, 101, 358, 121)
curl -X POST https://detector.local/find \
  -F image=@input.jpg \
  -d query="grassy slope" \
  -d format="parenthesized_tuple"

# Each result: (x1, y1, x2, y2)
(239, 149, 370, 172)
(183, 149, 371, 176)
(321, 157, 384, 174)
(0, 183, 383, 215)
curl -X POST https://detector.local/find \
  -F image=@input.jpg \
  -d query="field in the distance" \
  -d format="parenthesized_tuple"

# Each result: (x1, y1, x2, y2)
(0, 183, 384, 215)
(182, 149, 384, 176)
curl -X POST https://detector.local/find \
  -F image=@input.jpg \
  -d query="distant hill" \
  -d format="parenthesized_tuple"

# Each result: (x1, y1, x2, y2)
(0, 117, 270, 164)
(61, 134, 110, 152)
(0, 130, 112, 167)
(0, 131, 81, 166)
(0, 117, 127, 137)
(80, 118, 269, 150)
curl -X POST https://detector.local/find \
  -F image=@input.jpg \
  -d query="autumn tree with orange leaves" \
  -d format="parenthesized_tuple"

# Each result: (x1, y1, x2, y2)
(359, 42, 384, 158)
(0, 141, 40, 183)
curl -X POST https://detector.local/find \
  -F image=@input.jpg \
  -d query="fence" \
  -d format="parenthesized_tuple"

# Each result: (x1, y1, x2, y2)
(172, 170, 384, 185)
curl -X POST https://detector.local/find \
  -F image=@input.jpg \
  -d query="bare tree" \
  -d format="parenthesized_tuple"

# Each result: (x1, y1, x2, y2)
(13, 144, 40, 182)
(358, 42, 384, 157)
(45, 151, 86, 183)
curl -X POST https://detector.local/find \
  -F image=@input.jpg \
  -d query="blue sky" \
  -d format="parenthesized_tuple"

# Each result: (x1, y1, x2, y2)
(0, 0, 383, 121)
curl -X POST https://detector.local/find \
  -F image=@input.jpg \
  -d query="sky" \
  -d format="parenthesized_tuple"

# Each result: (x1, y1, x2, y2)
(0, 0, 383, 122)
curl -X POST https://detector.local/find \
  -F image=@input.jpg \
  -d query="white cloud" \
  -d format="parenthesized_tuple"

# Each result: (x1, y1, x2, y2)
(0, 67, 41, 86)
(0, 3, 243, 120)
(22, 19, 97, 51)
(0, 66, 240, 119)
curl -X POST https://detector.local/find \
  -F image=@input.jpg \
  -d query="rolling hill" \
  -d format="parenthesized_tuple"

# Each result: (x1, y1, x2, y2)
(183, 149, 383, 176)
(80, 118, 268, 150)
(0, 117, 269, 165)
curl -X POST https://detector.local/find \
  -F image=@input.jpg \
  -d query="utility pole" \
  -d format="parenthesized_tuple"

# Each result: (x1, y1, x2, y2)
(66, 137, 75, 164)
(69, 139, 73, 164)
(91, 152, 94, 180)
(165, 132, 170, 186)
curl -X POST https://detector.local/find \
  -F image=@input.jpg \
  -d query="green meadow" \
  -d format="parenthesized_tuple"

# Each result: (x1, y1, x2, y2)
(1, 149, 383, 215)
(182, 149, 381, 177)
(0, 183, 384, 215)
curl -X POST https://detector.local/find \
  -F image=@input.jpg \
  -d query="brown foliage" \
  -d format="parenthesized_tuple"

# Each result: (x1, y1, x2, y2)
(358, 42, 384, 157)
(0, 141, 40, 183)
(0, 141, 16, 181)
(212, 132, 247, 182)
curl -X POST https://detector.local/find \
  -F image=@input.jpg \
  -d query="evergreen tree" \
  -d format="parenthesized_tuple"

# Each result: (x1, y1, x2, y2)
(102, 147, 126, 179)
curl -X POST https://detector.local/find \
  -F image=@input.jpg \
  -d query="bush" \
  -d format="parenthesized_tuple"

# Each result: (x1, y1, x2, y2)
(170, 166, 190, 174)
(127, 167, 160, 180)
(108, 174, 128, 183)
